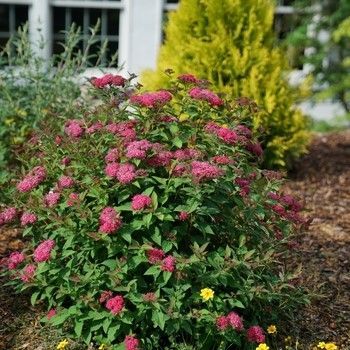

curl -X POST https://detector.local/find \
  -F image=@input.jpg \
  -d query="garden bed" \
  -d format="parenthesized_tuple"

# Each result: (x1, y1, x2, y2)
(1, 130, 349, 349)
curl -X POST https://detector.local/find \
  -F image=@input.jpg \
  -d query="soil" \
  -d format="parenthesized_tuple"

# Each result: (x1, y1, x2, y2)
(0, 131, 349, 349)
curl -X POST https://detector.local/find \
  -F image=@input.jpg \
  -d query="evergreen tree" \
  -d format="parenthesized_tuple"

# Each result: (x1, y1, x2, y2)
(142, 0, 309, 168)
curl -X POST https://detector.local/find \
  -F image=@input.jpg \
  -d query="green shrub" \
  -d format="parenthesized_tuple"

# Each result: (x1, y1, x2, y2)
(1, 75, 308, 350)
(0, 22, 117, 175)
(142, 0, 310, 168)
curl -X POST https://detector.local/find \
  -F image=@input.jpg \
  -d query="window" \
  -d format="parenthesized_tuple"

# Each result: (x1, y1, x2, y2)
(52, 5, 120, 64)
(0, 4, 28, 49)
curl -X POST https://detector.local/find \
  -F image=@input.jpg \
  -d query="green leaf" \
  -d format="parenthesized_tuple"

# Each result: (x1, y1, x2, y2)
(30, 291, 40, 306)
(144, 265, 161, 276)
(74, 320, 84, 337)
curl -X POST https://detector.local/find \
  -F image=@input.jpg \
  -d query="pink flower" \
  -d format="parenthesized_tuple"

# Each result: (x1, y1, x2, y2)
(62, 157, 71, 166)
(106, 121, 137, 141)
(124, 335, 140, 350)
(33, 239, 55, 262)
(131, 194, 152, 211)
(64, 119, 84, 138)
(55, 135, 62, 145)
(268, 192, 280, 201)
(159, 115, 178, 122)
(172, 164, 188, 177)
(216, 128, 238, 144)
(212, 155, 231, 165)
(0, 207, 17, 225)
(105, 295, 124, 315)
(86, 121, 104, 134)
(44, 192, 61, 207)
(126, 140, 153, 159)
(6, 251, 25, 269)
(178, 73, 198, 84)
(227, 312, 244, 331)
(148, 151, 173, 167)
(216, 316, 229, 331)
(17, 166, 46, 192)
(189, 87, 223, 106)
(147, 248, 165, 264)
(178, 211, 189, 221)
(173, 148, 201, 161)
(116, 163, 136, 184)
(245, 142, 263, 157)
(99, 207, 122, 234)
(235, 178, 251, 197)
(58, 176, 75, 189)
(235, 125, 252, 138)
(191, 161, 223, 181)
(161, 255, 176, 272)
(20, 264, 36, 283)
(271, 204, 286, 216)
(105, 148, 120, 163)
(91, 74, 126, 88)
(67, 192, 79, 206)
(99, 290, 113, 304)
(20, 212, 37, 226)
(130, 90, 172, 108)
(47, 309, 57, 320)
(247, 326, 265, 343)
(142, 292, 157, 302)
(105, 163, 120, 178)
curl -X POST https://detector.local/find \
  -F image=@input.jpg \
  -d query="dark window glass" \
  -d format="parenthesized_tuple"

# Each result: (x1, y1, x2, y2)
(53, 7, 66, 32)
(0, 5, 9, 32)
(15, 5, 28, 28)
(107, 10, 119, 35)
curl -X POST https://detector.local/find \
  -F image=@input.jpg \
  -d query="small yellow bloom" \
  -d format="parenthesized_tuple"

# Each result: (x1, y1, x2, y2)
(256, 343, 269, 350)
(325, 343, 338, 350)
(56, 339, 69, 350)
(267, 324, 277, 334)
(200, 288, 214, 301)
(318, 342, 326, 349)
(99, 345, 107, 350)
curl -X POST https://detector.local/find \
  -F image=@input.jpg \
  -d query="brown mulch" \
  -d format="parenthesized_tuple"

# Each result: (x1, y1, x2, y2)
(0, 131, 349, 349)
(283, 131, 350, 348)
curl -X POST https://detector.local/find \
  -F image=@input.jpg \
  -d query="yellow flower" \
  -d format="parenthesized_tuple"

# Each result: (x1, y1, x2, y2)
(267, 324, 277, 334)
(56, 339, 69, 350)
(200, 288, 214, 301)
(256, 343, 269, 350)
(99, 345, 107, 350)
(325, 343, 338, 350)
(318, 342, 326, 349)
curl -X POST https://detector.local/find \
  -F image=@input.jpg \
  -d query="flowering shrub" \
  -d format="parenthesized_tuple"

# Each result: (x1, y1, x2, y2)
(1, 74, 308, 349)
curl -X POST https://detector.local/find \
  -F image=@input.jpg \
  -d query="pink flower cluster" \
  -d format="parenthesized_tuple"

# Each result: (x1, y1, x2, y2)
(205, 122, 238, 144)
(47, 308, 57, 320)
(216, 311, 244, 332)
(17, 166, 46, 193)
(62, 157, 71, 166)
(161, 255, 176, 272)
(44, 192, 61, 207)
(178, 211, 189, 221)
(20, 212, 37, 226)
(124, 335, 140, 350)
(130, 90, 172, 108)
(126, 140, 153, 159)
(20, 264, 36, 283)
(105, 148, 120, 163)
(235, 177, 251, 197)
(99, 290, 113, 304)
(211, 155, 232, 165)
(86, 121, 104, 134)
(131, 194, 152, 211)
(245, 142, 263, 157)
(173, 148, 201, 161)
(178, 73, 199, 84)
(64, 119, 84, 138)
(235, 124, 253, 139)
(106, 121, 137, 140)
(91, 74, 126, 88)
(57, 175, 75, 189)
(99, 207, 122, 234)
(147, 151, 173, 167)
(105, 295, 125, 315)
(247, 325, 265, 343)
(0, 207, 17, 226)
(147, 248, 165, 264)
(6, 251, 25, 269)
(191, 161, 223, 181)
(33, 239, 55, 262)
(67, 192, 79, 206)
(189, 87, 223, 106)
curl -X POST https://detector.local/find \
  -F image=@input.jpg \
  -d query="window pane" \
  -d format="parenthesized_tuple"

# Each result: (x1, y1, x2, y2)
(0, 5, 9, 32)
(53, 7, 66, 33)
(107, 10, 119, 35)
(15, 5, 28, 29)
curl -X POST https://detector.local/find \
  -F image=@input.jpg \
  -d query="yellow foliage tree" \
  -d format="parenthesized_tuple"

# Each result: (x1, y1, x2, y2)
(142, 0, 310, 168)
